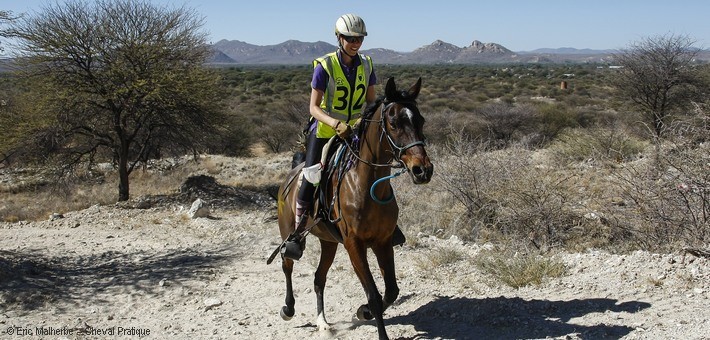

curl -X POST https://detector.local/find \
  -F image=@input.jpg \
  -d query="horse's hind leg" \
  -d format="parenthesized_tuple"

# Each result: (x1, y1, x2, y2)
(280, 257, 296, 320)
(314, 239, 338, 331)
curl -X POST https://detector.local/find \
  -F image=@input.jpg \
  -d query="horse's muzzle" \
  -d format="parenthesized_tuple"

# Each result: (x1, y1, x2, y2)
(409, 161, 433, 184)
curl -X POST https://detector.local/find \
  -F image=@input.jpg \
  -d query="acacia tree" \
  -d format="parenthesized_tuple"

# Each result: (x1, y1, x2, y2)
(0, 10, 13, 53)
(612, 34, 704, 139)
(12, 0, 225, 201)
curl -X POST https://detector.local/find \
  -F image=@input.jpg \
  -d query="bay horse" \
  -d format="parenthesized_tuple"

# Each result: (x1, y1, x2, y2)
(273, 77, 433, 340)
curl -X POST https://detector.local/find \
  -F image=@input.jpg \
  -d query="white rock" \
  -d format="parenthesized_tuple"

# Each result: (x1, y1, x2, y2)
(188, 199, 210, 218)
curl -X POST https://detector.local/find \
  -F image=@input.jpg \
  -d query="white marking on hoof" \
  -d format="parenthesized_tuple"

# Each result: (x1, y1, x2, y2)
(316, 312, 331, 331)
(280, 307, 293, 321)
(356, 305, 370, 321)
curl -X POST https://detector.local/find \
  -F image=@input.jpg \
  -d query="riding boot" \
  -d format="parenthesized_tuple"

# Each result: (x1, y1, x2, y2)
(282, 200, 311, 260)
(392, 225, 406, 246)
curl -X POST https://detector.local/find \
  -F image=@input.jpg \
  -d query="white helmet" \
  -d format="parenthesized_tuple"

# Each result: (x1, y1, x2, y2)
(334, 14, 367, 37)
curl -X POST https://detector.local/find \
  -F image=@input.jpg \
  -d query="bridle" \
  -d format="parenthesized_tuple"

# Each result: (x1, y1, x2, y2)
(378, 100, 427, 165)
(346, 99, 426, 169)
(340, 98, 427, 204)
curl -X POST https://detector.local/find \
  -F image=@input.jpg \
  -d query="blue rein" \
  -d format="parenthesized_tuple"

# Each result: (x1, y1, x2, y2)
(370, 167, 407, 204)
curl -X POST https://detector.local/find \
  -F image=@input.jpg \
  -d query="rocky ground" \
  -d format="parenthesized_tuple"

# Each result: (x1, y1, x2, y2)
(0, 155, 709, 340)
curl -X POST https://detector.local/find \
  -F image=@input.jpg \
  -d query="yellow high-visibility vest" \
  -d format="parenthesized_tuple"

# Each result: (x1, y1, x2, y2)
(313, 51, 372, 138)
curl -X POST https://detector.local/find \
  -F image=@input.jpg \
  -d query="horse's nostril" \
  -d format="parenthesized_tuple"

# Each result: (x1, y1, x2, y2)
(412, 166, 424, 177)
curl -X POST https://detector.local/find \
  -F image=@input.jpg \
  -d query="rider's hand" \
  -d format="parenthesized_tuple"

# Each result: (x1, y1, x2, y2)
(334, 121, 352, 139)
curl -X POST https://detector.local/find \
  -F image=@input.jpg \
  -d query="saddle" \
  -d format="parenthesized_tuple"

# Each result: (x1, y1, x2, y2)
(282, 136, 351, 243)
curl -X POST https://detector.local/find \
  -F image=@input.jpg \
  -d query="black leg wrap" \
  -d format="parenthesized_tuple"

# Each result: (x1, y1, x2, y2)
(392, 225, 406, 246)
(282, 235, 304, 261)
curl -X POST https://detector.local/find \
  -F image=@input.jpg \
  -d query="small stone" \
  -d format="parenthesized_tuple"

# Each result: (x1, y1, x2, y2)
(204, 298, 222, 311)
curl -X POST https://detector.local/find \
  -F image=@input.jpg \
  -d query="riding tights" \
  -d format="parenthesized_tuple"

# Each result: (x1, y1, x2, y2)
(297, 125, 328, 206)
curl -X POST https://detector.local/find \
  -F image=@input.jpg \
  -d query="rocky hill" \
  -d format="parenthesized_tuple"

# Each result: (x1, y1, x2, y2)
(208, 39, 623, 65)
(211, 39, 335, 65)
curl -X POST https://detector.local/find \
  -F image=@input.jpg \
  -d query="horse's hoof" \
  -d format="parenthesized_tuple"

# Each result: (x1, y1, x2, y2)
(356, 304, 374, 320)
(280, 306, 294, 321)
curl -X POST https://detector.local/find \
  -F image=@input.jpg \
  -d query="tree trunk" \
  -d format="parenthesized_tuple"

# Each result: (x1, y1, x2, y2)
(652, 134, 663, 179)
(118, 141, 130, 201)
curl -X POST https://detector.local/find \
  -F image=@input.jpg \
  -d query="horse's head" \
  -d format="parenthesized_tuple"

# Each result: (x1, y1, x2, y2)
(381, 77, 433, 184)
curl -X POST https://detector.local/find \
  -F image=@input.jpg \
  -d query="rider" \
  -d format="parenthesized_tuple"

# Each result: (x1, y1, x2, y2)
(282, 14, 405, 260)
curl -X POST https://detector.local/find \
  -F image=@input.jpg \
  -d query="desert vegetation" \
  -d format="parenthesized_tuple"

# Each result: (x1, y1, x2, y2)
(1, 3, 708, 259)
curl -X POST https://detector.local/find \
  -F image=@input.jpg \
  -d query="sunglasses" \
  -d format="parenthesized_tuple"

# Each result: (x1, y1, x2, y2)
(341, 35, 364, 43)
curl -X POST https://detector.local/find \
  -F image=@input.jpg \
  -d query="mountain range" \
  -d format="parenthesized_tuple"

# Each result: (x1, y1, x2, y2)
(209, 39, 625, 65)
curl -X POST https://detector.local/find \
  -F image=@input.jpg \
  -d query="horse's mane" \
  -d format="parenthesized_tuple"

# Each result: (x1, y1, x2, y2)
(354, 95, 385, 140)
(361, 95, 385, 120)
(361, 81, 419, 121)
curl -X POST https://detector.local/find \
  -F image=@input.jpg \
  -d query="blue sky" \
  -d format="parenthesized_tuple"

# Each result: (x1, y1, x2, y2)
(4, 0, 710, 52)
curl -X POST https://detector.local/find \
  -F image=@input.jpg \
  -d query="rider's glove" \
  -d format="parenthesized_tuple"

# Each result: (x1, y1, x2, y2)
(334, 121, 353, 139)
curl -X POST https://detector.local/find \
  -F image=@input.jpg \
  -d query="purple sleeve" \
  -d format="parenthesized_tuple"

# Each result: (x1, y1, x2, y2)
(369, 67, 377, 86)
(311, 63, 328, 91)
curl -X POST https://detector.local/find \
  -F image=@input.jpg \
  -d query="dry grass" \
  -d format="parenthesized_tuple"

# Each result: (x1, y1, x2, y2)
(473, 249, 568, 288)
(2, 120, 707, 255)
(549, 126, 648, 165)
(0, 176, 117, 222)
(0, 154, 290, 222)
(413, 246, 466, 272)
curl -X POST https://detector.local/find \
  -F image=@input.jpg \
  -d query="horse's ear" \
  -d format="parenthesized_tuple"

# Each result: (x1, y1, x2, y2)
(385, 77, 397, 99)
(408, 77, 422, 99)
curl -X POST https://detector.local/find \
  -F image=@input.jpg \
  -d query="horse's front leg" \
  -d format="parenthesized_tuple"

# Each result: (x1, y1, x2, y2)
(345, 238, 389, 340)
(314, 239, 338, 331)
(356, 241, 399, 321)
(373, 242, 399, 311)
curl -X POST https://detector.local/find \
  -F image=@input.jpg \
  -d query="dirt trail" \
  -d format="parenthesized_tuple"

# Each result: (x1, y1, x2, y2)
(1, 200, 708, 340)
(1, 153, 708, 340)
